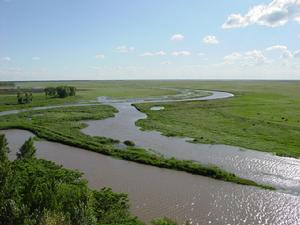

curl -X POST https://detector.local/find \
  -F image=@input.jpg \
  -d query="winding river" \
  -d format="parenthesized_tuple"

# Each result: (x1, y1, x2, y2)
(83, 90, 300, 194)
(1, 89, 300, 224)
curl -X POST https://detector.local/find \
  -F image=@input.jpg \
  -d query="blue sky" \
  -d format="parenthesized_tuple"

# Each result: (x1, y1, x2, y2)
(0, 0, 299, 80)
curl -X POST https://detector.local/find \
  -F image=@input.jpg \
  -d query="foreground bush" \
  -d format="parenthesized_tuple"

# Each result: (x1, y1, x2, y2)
(0, 135, 179, 225)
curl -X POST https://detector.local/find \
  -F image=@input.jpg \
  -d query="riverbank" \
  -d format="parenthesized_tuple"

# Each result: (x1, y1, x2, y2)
(0, 105, 272, 189)
(134, 81, 300, 158)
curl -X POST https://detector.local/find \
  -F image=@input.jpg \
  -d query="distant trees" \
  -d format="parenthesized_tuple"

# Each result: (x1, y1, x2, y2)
(44, 87, 56, 97)
(17, 90, 33, 104)
(45, 86, 76, 98)
(0, 82, 14, 87)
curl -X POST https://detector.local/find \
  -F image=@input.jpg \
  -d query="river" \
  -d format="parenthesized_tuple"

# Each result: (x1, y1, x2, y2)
(1, 89, 300, 224)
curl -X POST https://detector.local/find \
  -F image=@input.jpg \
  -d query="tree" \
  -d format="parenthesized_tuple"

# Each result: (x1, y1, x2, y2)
(44, 87, 57, 97)
(69, 86, 76, 96)
(17, 91, 24, 104)
(0, 134, 9, 162)
(56, 86, 70, 98)
(0, 135, 13, 223)
(45, 86, 76, 98)
(17, 91, 33, 104)
(17, 137, 36, 159)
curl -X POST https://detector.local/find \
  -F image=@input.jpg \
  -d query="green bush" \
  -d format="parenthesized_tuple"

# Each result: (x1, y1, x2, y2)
(124, 140, 135, 146)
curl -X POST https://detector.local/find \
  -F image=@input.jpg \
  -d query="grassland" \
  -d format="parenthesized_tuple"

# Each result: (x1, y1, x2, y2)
(0, 79, 297, 186)
(0, 81, 177, 111)
(134, 80, 300, 158)
(0, 105, 271, 189)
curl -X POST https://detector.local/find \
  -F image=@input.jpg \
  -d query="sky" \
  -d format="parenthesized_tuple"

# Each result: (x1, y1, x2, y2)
(0, 0, 300, 81)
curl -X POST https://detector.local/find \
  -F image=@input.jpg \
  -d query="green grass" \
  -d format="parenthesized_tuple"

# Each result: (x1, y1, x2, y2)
(0, 105, 271, 190)
(134, 81, 300, 158)
(0, 81, 177, 112)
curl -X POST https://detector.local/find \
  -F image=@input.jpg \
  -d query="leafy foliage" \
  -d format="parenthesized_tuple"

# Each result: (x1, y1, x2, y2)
(45, 86, 76, 98)
(17, 91, 33, 104)
(0, 136, 178, 225)
(0, 134, 9, 161)
(17, 137, 36, 160)
(152, 218, 179, 225)
(0, 138, 143, 225)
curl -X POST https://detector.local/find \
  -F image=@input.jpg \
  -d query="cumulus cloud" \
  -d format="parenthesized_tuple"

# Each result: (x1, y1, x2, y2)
(265, 45, 293, 58)
(141, 51, 167, 56)
(294, 50, 300, 57)
(224, 45, 300, 66)
(95, 54, 105, 59)
(116, 45, 135, 53)
(171, 51, 191, 56)
(170, 34, 185, 41)
(224, 50, 268, 66)
(203, 35, 219, 44)
(222, 0, 300, 29)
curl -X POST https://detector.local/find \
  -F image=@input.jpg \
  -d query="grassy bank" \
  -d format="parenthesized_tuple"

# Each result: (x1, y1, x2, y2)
(0, 105, 272, 190)
(134, 81, 300, 158)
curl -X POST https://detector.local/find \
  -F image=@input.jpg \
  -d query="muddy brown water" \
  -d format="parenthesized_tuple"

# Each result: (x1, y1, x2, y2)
(82, 91, 300, 195)
(1, 129, 300, 225)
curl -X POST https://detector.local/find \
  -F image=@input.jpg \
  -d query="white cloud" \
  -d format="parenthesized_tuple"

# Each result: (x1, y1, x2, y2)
(1, 57, 11, 61)
(223, 0, 300, 29)
(294, 50, 300, 57)
(224, 50, 268, 66)
(141, 51, 167, 57)
(225, 46, 300, 67)
(265, 45, 289, 51)
(95, 54, 105, 59)
(170, 34, 185, 41)
(203, 35, 219, 44)
(116, 45, 135, 53)
(171, 51, 191, 56)
(32, 56, 40, 60)
(265, 45, 293, 58)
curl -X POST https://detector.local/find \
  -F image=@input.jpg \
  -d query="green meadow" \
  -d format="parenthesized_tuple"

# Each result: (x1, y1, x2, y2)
(134, 80, 300, 158)
(1, 80, 299, 157)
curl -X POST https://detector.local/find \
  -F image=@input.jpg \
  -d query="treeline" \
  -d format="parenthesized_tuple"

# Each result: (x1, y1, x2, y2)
(0, 134, 179, 225)
(0, 82, 15, 87)
(45, 86, 76, 98)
